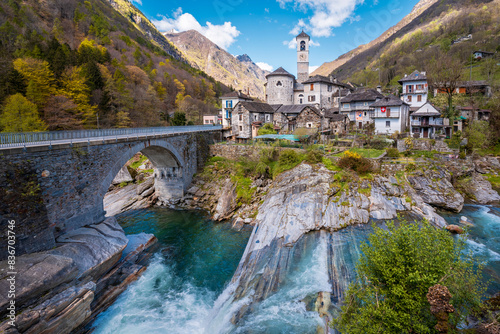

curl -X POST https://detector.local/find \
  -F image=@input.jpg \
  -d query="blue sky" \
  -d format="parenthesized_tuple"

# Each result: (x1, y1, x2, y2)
(132, 0, 420, 76)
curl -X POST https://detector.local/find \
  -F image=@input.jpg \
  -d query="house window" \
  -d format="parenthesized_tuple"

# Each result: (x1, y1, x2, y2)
(328, 85, 332, 92)
(254, 114, 258, 121)
(225, 100, 232, 108)
(417, 95, 422, 102)
(239, 126, 242, 131)
(343, 103, 350, 109)
(300, 99, 303, 104)
(300, 41, 306, 51)
(363, 102, 368, 106)
(307, 122, 313, 128)
(407, 95, 412, 102)
(407, 85, 413, 93)
(364, 112, 367, 116)
(328, 97, 331, 102)
(266, 114, 270, 122)
(386, 121, 391, 128)
(239, 114, 242, 121)
(308, 95, 316, 102)
(276, 81, 282, 86)
(310, 84, 314, 91)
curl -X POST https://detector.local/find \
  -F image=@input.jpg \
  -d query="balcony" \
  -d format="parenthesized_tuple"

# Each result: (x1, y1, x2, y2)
(411, 119, 444, 127)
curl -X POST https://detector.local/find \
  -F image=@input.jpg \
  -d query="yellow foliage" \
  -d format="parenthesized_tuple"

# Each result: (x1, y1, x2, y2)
(13, 58, 56, 108)
(343, 150, 362, 160)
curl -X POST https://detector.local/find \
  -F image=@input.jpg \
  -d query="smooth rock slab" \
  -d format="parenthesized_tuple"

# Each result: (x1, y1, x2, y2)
(0, 253, 77, 317)
(48, 217, 128, 280)
(111, 165, 133, 185)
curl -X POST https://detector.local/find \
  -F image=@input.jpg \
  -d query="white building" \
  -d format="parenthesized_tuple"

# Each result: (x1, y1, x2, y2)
(371, 95, 409, 134)
(398, 70, 428, 111)
(219, 90, 253, 139)
(410, 102, 451, 139)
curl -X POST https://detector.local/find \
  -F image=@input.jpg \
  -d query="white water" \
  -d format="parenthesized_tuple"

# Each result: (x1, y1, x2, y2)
(92, 255, 217, 334)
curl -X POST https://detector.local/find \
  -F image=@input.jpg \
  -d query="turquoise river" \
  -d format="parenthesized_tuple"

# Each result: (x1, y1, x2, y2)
(92, 205, 500, 333)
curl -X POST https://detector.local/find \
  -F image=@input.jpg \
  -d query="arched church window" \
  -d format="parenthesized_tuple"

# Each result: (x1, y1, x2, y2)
(300, 41, 306, 51)
(276, 81, 282, 86)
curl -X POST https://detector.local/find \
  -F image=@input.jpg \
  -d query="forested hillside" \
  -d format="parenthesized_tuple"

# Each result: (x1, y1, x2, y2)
(0, 0, 230, 132)
(320, 0, 500, 89)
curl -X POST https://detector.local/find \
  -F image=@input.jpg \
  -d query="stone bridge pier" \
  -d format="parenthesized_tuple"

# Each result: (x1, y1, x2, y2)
(0, 131, 218, 260)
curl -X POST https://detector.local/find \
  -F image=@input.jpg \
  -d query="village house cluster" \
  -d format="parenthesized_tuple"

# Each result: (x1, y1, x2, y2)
(214, 31, 492, 142)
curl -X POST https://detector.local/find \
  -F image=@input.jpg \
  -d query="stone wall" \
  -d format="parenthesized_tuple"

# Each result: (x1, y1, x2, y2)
(397, 138, 452, 152)
(295, 108, 322, 129)
(210, 144, 305, 161)
(0, 132, 215, 260)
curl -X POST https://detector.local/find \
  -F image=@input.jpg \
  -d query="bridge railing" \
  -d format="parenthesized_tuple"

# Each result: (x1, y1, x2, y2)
(0, 125, 222, 148)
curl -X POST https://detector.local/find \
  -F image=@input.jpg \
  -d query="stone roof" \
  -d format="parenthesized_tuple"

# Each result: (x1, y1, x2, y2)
(238, 101, 275, 113)
(274, 104, 319, 115)
(370, 95, 408, 107)
(220, 90, 253, 100)
(296, 30, 310, 39)
(412, 102, 441, 117)
(340, 89, 384, 103)
(265, 67, 295, 79)
(398, 70, 427, 83)
(325, 112, 347, 122)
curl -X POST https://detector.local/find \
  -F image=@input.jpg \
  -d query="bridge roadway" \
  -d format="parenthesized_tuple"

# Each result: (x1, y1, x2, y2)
(0, 125, 222, 153)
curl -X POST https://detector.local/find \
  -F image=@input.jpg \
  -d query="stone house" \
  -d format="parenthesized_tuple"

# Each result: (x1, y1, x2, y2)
(272, 104, 322, 133)
(340, 89, 384, 128)
(371, 95, 410, 134)
(324, 111, 348, 135)
(220, 90, 253, 139)
(232, 102, 275, 141)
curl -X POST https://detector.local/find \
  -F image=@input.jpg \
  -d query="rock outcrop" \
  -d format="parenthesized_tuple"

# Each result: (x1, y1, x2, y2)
(0, 218, 157, 334)
(407, 166, 464, 212)
(209, 163, 450, 328)
(104, 177, 156, 217)
(111, 165, 133, 185)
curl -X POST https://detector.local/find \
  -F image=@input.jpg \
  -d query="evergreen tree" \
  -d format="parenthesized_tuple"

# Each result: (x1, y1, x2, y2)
(0, 93, 47, 132)
(171, 111, 186, 126)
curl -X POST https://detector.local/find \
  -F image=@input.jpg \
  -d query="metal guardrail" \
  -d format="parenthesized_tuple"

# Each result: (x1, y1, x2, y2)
(0, 125, 222, 149)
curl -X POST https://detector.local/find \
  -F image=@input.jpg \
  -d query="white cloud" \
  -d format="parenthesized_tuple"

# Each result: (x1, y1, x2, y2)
(283, 38, 320, 49)
(256, 62, 273, 72)
(265, 8, 270, 13)
(153, 8, 240, 50)
(309, 65, 319, 72)
(278, 0, 364, 37)
(130, 0, 142, 5)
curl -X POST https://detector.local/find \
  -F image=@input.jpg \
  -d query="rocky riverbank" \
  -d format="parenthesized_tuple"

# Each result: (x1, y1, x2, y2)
(0, 217, 158, 334)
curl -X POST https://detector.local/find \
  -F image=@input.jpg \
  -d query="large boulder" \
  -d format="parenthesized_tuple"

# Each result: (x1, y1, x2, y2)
(458, 174, 500, 204)
(48, 217, 128, 280)
(407, 167, 464, 212)
(111, 165, 133, 185)
(213, 179, 238, 221)
(0, 253, 78, 317)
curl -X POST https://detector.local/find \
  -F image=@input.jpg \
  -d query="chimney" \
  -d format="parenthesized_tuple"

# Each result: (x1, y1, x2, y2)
(377, 85, 382, 94)
(404, 74, 408, 78)
(329, 75, 334, 82)
(247, 87, 250, 95)
(421, 71, 426, 76)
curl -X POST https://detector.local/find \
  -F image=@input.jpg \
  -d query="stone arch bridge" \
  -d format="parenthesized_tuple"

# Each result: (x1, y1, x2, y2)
(0, 126, 221, 260)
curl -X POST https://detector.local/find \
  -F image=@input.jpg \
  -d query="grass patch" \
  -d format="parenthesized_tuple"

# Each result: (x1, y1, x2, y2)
(322, 156, 342, 172)
(130, 154, 148, 169)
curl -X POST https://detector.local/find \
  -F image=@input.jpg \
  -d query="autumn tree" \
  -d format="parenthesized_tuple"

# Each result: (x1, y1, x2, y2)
(59, 66, 96, 127)
(426, 54, 464, 122)
(0, 94, 47, 132)
(13, 58, 56, 108)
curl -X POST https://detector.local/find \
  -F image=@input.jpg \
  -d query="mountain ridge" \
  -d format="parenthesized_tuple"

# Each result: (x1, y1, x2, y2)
(163, 29, 268, 99)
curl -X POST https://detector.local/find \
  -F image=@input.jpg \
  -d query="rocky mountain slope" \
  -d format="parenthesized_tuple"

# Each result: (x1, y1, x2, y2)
(312, 0, 439, 77)
(164, 30, 268, 99)
(313, 0, 500, 86)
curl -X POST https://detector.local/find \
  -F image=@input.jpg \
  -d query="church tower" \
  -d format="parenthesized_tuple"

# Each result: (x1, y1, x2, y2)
(296, 30, 310, 84)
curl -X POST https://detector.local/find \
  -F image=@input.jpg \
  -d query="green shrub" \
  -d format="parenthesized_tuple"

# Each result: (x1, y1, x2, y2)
(337, 151, 373, 174)
(386, 148, 400, 158)
(257, 123, 277, 136)
(459, 151, 466, 159)
(405, 163, 417, 172)
(306, 149, 323, 164)
(279, 149, 300, 166)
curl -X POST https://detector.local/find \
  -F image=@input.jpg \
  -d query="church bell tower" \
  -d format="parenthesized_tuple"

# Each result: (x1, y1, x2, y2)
(296, 30, 310, 84)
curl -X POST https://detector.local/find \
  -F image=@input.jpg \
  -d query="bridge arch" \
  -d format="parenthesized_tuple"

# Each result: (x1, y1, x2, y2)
(97, 139, 187, 214)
